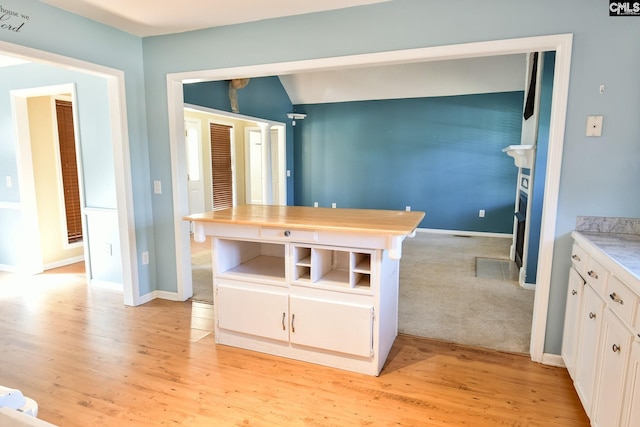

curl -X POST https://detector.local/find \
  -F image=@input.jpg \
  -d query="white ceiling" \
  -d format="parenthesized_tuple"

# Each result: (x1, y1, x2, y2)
(21, 1, 527, 104)
(39, 0, 391, 37)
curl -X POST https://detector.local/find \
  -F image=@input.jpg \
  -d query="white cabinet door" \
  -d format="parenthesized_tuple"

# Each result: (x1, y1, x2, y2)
(575, 284, 605, 415)
(562, 267, 586, 380)
(621, 341, 640, 427)
(217, 283, 289, 342)
(593, 309, 633, 427)
(289, 296, 373, 358)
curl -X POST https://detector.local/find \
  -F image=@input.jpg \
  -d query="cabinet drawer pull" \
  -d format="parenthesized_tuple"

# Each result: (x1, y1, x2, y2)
(588, 270, 599, 279)
(571, 289, 577, 296)
(282, 312, 286, 331)
(284, 230, 291, 237)
(589, 312, 596, 319)
(609, 292, 624, 305)
(572, 254, 581, 261)
(291, 313, 296, 333)
(612, 344, 621, 353)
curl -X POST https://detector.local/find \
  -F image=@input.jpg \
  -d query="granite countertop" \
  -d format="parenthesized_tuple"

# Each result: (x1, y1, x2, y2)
(574, 216, 640, 281)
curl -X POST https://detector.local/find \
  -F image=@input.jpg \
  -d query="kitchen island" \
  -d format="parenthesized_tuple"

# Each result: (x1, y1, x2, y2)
(185, 205, 424, 375)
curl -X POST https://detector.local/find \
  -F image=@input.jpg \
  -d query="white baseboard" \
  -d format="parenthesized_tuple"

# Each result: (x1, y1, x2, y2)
(138, 290, 180, 304)
(90, 279, 123, 293)
(541, 353, 565, 367)
(0, 264, 17, 273)
(44, 256, 85, 271)
(417, 228, 512, 239)
(521, 282, 536, 291)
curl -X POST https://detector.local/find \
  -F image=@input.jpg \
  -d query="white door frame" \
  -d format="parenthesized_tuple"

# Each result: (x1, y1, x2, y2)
(1, 40, 139, 306)
(168, 34, 572, 363)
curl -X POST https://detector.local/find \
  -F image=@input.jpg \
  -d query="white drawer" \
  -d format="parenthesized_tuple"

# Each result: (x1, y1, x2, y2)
(607, 276, 637, 326)
(585, 257, 609, 297)
(571, 243, 588, 278)
(260, 227, 318, 242)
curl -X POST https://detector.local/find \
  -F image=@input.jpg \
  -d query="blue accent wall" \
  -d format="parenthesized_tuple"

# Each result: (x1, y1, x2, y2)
(294, 92, 524, 233)
(183, 77, 293, 123)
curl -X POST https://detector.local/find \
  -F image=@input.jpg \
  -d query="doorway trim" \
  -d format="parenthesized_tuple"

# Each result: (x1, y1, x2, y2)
(167, 33, 573, 363)
(1, 40, 139, 306)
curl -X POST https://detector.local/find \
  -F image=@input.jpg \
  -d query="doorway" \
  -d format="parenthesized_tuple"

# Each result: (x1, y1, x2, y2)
(168, 34, 572, 362)
(0, 40, 138, 306)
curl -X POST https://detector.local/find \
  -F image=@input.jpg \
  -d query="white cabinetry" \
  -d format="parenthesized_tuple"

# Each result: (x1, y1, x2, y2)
(622, 342, 640, 426)
(561, 266, 585, 380)
(187, 205, 423, 376)
(592, 309, 633, 427)
(563, 232, 640, 426)
(212, 237, 397, 375)
(574, 284, 604, 412)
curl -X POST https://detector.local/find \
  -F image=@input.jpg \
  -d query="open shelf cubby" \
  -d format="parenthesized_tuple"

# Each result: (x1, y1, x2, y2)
(216, 239, 286, 282)
(292, 245, 372, 289)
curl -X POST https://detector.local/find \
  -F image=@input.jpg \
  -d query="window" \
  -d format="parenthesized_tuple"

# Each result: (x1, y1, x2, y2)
(55, 99, 83, 244)
(210, 123, 233, 210)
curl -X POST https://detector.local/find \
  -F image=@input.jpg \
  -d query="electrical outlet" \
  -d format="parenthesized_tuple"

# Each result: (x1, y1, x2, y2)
(586, 115, 603, 137)
(153, 180, 162, 194)
(142, 251, 149, 265)
(479, 210, 485, 218)
(313, 202, 318, 208)
(105, 243, 112, 256)
(331, 202, 337, 208)
(5, 176, 11, 188)
(406, 206, 411, 211)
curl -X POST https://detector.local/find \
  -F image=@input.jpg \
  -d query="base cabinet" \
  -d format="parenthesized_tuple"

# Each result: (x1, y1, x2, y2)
(289, 296, 374, 358)
(574, 284, 604, 413)
(212, 237, 399, 376)
(563, 232, 640, 426)
(592, 309, 633, 427)
(621, 342, 640, 426)
(562, 267, 586, 380)
(217, 282, 289, 342)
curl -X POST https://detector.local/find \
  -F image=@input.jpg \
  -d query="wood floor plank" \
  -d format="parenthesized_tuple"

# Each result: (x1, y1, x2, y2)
(0, 265, 589, 426)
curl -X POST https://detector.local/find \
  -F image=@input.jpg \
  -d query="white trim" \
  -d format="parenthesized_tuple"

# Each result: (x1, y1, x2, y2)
(168, 33, 573, 363)
(0, 40, 139, 307)
(90, 280, 124, 293)
(43, 255, 85, 271)
(0, 264, 17, 273)
(0, 202, 21, 210)
(417, 228, 513, 239)
(541, 353, 565, 367)
(138, 290, 180, 305)
(11, 90, 44, 275)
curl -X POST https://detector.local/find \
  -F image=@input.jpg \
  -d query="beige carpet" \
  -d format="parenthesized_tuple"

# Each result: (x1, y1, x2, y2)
(191, 232, 534, 354)
(399, 232, 534, 354)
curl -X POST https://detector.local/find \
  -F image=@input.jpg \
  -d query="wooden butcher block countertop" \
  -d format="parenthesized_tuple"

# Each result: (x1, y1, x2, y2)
(185, 205, 424, 236)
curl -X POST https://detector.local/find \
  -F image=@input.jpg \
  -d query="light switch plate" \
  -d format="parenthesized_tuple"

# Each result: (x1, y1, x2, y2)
(586, 115, 603, 137)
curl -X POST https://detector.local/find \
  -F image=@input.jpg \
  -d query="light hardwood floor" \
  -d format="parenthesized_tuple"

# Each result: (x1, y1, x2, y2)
(0, 264, 588, 426)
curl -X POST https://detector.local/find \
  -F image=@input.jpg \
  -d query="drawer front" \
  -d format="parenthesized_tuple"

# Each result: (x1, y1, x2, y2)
(571, 243, 588, 278)
(261, 227, 318, 242)
(606, 276, 637, 326)
(585, 257, 609, 297)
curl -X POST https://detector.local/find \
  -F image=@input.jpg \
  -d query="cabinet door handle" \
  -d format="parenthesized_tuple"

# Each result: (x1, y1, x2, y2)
(589, 312, 596, 319)
(571, 289, 577, 296)
(588, 270, 599, 279)
(609, 292, 624, 305)
(572, 254, 581, 261)
(612, 344, 621, 353)
(284, 230, 291, 237)
(282, 312, 286, 331)
(291, 313, 295, 333)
